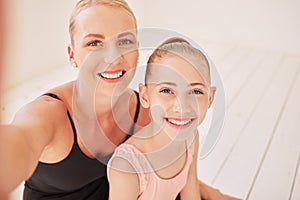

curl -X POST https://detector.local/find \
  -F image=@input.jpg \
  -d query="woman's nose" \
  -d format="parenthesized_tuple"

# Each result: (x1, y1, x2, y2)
(103, 44, 122, 65)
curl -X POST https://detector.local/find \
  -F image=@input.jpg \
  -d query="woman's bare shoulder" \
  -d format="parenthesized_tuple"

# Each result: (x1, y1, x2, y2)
(12, 81, 75, 131)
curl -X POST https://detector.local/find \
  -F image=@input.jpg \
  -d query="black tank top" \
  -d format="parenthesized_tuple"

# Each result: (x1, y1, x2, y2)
(23, 92, 140, 200)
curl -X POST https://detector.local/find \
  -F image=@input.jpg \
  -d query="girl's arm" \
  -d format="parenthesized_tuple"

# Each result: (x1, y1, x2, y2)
(108, 157, 140, 200)
(180, 133, 201, 200)
(0, 97, 63, 195)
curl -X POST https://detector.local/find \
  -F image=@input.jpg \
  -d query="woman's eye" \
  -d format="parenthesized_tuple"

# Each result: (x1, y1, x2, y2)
(190, 89, 204, 95)
(87, 40, 103, 47)
(160, 88, 173, 94)
(118, 39, 133, 46)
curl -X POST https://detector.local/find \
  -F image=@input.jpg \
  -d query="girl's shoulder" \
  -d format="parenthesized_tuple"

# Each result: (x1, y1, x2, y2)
(110, 143, 151, 172)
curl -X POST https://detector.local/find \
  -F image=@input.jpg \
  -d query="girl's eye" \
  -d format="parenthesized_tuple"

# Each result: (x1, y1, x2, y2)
(87, 40, 103, 47)
(160, 88, 174, 94)
(190, 89, 204, 95)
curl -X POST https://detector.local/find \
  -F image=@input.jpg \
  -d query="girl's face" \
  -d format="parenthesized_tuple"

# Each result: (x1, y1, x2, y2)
(69, 4, 139, 94)
(140, 55, 215, 139)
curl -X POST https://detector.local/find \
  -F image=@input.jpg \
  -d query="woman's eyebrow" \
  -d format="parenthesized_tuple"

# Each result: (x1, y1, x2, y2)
(190, 82, 207, 87)
(83, 33, 105, 39)
(117, 31, 136, 38)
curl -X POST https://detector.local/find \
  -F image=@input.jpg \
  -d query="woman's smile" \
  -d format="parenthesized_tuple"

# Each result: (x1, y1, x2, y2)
(98, 69, 126, 82)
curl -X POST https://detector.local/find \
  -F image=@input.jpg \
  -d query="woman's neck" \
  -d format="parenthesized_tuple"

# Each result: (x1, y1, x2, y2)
(94, 89, 137, 146)
(94, 88, 133, 115)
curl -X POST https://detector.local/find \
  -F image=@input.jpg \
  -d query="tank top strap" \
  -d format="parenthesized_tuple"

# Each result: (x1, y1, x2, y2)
(42, 91, 140, 145)
(42, 93, 78, 143)
(132, 90, 140, 123)
(126, 91, 140, 140)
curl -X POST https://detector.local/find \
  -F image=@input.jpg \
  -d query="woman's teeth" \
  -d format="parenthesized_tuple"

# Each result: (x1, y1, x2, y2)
(99, 71, 124, 79)
(167, 119, 192, 126)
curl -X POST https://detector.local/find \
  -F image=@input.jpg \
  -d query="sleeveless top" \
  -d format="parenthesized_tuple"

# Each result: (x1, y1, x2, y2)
(107, 142, 194, 200)
(23, 92, 140, 200)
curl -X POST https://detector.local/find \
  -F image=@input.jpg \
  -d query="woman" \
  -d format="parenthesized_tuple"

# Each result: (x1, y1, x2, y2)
(0, 0, 238, 199)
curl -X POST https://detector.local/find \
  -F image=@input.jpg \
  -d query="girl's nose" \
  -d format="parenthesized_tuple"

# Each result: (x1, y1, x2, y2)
(172, 95, 193, 114)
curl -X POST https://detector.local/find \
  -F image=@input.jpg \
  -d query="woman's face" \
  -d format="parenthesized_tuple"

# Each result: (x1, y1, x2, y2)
(70, 4, 139, 94)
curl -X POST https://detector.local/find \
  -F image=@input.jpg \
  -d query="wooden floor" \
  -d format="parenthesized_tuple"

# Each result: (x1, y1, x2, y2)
(197, 41, 300, 200)
(1, 41, 300, 200)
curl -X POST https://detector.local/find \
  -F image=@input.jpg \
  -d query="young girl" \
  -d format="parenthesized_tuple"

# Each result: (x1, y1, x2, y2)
(108, 37, 216, 199)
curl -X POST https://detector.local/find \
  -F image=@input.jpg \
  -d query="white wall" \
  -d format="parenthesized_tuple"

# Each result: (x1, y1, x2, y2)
(2, 0, 146, 92)
(3, 0, 300, 91)
(133, 0, 300, 55)
(3, 0, 75, 92)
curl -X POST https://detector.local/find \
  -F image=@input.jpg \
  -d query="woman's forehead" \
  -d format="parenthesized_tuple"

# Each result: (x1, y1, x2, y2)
(74, 4, 136, 39)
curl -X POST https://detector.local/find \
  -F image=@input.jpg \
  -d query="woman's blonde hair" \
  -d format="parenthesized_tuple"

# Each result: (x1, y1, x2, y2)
(69, 0, 137, 45)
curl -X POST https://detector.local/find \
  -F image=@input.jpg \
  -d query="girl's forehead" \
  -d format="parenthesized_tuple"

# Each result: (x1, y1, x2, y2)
(148, 55, 209, 86)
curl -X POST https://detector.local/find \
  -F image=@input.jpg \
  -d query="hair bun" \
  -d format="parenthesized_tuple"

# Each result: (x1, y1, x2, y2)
(159, 37, 190, 48)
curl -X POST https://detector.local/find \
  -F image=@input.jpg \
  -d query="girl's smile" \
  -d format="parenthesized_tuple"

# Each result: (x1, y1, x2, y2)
(165, 117, 196, 129)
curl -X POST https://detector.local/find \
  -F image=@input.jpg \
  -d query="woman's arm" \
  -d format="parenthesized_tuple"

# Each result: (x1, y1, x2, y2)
(180, 133, 201, 200)
(199, 181, 241, 200)
(108, 157, 140, 200)
(0, 97, 63, 194)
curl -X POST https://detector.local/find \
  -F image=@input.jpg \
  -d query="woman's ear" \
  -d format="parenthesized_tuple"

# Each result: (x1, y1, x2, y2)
(208, 86, 216, 108)
(68, 45, 75, 63)
(138, 83, 150, 108)
(68, 45, 78, 68)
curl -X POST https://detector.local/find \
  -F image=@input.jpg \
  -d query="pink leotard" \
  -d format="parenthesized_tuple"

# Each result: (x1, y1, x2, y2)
(107, 142, 194, 199)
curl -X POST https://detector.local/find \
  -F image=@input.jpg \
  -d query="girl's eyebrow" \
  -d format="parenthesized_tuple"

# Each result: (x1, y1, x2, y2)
(156, 82, 177, 86)
(154, 82, 207, 87)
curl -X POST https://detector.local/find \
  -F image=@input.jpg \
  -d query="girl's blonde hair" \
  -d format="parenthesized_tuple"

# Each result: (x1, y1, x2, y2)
(69, 0, 137, 45)
(146, 37, 211, 86)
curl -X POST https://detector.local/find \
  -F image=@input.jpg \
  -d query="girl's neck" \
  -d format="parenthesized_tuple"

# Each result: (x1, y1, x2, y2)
(140, 127, 188, 171)
(133, 124, 187, 153)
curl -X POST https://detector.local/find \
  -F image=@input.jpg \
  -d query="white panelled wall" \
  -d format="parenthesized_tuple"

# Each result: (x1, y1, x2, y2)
(4, 0, 300, 91)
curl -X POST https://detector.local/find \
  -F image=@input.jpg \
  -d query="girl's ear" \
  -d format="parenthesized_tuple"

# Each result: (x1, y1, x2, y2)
(138, 84, 150, 108)
(208, 86, 216, 108)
